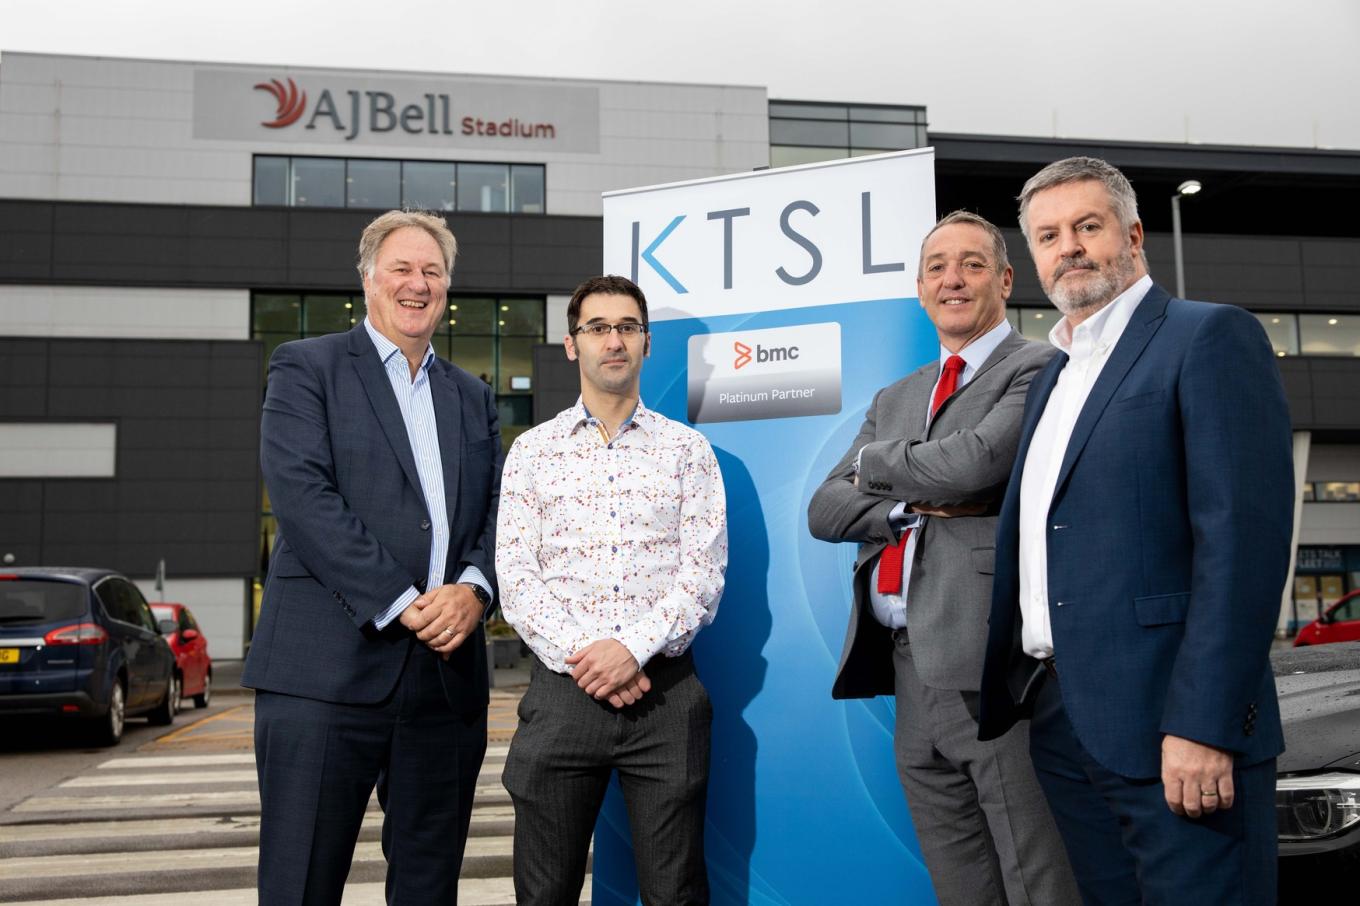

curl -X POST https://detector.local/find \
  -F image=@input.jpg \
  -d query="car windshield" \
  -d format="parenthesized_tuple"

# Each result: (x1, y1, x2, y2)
(151, 607, 175, 623)
(0, 581, 87, 625)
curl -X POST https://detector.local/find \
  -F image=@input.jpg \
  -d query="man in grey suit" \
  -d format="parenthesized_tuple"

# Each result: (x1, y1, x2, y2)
(808, 211, 1078, 906)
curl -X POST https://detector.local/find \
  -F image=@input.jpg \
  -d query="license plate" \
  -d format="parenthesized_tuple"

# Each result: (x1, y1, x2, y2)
(0, 649, 18, 664)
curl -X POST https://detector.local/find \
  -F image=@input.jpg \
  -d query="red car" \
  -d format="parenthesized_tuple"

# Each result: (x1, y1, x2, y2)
(1292, 589, 1360, 647)
(150, 603, 213, 707)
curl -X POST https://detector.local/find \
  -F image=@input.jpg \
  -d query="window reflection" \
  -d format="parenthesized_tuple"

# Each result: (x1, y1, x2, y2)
(458, 163, 510, 213)
(1253, 312, 1299, 357)
(1300, 315, 1360, 357)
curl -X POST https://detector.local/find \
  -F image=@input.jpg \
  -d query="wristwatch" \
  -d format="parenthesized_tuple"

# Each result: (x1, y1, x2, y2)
(461, 582, 492, 610)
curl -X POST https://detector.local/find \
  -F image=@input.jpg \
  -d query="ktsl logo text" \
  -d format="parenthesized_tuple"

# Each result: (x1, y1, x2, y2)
(629, 192, 904, 295)
(254, 78, 555, 142)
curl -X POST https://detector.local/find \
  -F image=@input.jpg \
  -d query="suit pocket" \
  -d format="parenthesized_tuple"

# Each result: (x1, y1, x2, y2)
(1134, 592, 1190, 626)
(1110, 389, 1164, 411)
(465, 436, 498, 456)
(970, 546, 995, 575)
(270, 545, 313, 578)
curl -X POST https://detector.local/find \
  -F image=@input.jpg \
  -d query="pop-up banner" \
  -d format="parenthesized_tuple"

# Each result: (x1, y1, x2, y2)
(595, 150, 939, 905)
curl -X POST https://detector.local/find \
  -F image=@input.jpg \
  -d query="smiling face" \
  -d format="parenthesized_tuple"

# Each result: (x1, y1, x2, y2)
(1025, 179, 1147, 324)
(917, 222, 1013, 352)
(361, 226, 450, 353)
(564, 291, 649, 398)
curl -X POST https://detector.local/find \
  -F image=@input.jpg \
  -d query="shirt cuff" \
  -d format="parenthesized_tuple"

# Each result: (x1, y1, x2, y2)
(372, 585, 419, 630)
(456, 566, 494, 617)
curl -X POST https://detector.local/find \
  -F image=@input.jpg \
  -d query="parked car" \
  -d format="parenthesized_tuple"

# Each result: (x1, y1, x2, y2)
(1293, 589, 1360, 647)
(1273, 640, 1360, 900)
(150, 602, 212, 708)
(0, 567, 177, 745)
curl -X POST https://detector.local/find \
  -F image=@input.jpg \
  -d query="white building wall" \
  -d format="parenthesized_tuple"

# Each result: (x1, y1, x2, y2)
(1299, 443, 1360, 545)
(134, 577, 248, 661)
(0, 286, 249, 339)
(0, 53, 770, 217)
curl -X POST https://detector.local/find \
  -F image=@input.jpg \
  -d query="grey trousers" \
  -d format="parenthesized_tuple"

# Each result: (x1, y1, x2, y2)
(893, 633, 1080, 906)
(502, 652, 712, 906)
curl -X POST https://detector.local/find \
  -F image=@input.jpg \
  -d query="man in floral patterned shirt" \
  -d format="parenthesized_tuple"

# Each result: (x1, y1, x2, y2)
(497, 274, 727, 906)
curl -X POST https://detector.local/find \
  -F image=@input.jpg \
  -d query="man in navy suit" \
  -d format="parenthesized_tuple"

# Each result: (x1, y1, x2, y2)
(244, 210, 501, 905)
(978, 158, 1294, 905)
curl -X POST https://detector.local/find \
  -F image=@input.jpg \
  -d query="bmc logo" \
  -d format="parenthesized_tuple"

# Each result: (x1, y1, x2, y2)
(733, 341, 799, 370)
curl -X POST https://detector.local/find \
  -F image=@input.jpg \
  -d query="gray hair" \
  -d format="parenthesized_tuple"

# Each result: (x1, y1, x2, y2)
(918, 210, 1009, 275)
(1017, 156, 1140, 241)
(356, 209, 457, 279)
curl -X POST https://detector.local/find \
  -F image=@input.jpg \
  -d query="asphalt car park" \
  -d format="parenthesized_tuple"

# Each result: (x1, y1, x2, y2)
(1274, 640, 1360, 901)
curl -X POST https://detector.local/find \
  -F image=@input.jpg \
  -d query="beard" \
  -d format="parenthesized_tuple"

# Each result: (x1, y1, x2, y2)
(1044, 246, 1139, 318)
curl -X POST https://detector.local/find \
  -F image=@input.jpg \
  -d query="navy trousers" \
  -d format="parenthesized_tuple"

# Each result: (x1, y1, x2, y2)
(255, 645, 487, 906)
(1029, 672, 1277, 906)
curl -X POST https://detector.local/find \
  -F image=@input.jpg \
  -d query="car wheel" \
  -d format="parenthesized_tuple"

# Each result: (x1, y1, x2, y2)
(194, 671, 212, 709)
(93, 680, 126, 747)
(149, 672, 179, 726)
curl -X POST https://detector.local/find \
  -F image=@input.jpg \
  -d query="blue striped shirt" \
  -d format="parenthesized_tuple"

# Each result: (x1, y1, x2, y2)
(364, 319, 491, 630)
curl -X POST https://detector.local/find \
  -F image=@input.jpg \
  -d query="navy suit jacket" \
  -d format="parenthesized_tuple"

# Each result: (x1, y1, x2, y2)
(978, 284, 1294, 779)
(243, 323, 500, 713)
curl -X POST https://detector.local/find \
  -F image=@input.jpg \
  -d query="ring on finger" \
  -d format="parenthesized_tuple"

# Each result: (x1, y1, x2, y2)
(1200, 789, 1219, 797)
(442, 627, 455, 637)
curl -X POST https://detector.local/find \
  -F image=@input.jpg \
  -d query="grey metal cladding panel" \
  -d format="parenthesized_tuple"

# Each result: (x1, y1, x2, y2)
(119, 419, 213, 449)
(1276, 360, 1315, 426)
(1301, 240, 1360, 267)
(0, 482, 44, 510)
(1301, 358, 1360, 429)
(44, 481, 118, 512)
(0, 389, 48, 417)
(0, 343, 50, 384)
(186, 207, 288, 240)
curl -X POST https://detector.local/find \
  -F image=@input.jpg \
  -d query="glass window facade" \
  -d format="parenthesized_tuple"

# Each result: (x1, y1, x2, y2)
(254, 156, 545, 214)
(252, 290, 544, 434)
(1008, 306, 1360, 358)
(1300, 314, 1360, 356)
(769, 100, 927, 169)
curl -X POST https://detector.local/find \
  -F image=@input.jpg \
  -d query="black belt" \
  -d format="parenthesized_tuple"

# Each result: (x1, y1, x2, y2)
(1040, 656, 1058, 680)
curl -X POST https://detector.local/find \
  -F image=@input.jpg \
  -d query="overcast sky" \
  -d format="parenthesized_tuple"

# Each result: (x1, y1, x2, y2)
(5, 0, 1358, 150)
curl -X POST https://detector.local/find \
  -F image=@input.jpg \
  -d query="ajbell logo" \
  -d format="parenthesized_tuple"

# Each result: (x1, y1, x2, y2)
(248, 76, 555, 143)
(254, 78, 307, 129)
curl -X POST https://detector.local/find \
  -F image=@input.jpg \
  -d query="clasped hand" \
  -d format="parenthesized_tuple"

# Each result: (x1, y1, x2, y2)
(566, 639, 650, 709)
(399, 584, 482, 660)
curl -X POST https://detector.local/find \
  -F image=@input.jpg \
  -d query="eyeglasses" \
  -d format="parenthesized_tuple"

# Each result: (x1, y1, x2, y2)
(572, 322, 648, 339)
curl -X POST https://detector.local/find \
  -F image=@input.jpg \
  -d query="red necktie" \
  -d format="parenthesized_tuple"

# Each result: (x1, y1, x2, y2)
(877, 354, 966, 595)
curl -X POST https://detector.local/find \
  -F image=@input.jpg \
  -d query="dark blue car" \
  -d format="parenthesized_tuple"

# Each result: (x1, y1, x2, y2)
(0, 567, 177, 745)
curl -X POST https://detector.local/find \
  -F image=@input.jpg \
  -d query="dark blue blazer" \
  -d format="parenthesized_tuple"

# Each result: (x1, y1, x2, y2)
(242, 323, 500, 713)
(978, 284, 1294, 779)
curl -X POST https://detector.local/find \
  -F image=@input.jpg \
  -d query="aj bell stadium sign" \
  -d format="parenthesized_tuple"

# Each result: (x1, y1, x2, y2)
(192, 68, 600, 153)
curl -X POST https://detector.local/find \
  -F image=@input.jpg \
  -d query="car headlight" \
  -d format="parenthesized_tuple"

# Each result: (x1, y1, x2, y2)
(1277, 773, 1360, 840)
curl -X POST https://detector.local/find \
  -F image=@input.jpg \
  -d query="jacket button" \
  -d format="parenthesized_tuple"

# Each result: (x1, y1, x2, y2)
(420, 519, 431, 530)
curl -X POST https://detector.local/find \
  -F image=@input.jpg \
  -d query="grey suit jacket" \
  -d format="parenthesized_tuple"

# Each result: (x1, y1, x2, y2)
(808, 329, 1054, 698)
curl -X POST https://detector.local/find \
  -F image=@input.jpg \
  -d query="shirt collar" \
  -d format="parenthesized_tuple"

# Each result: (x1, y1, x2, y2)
(364, 317, 434, 375)
(940, 318, 1012, 379)
(566, 397, 652, 437)
(1048, 273, 1152, 359)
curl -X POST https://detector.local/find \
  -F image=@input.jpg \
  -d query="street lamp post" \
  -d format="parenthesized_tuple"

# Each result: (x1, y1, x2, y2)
(1172, 179, 1202, 298)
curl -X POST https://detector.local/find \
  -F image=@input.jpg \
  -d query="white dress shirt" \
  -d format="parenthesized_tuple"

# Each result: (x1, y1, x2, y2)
(1018, 275, 1152, 657)
(868, 319, 1013, 628)
(362, 319, 491, 630)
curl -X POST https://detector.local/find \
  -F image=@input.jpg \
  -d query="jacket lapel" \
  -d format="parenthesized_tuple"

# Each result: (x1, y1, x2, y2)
(1051, 284, 1171, 501)
(928, 328, 1026, 430)
(431, 361, 464, 526)
(348, 325, 423, 495)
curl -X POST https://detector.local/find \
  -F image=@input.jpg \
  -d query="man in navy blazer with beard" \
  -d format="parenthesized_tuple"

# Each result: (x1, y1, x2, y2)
(978, 158, 1294, 905)
(244, 210, 501, 905)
